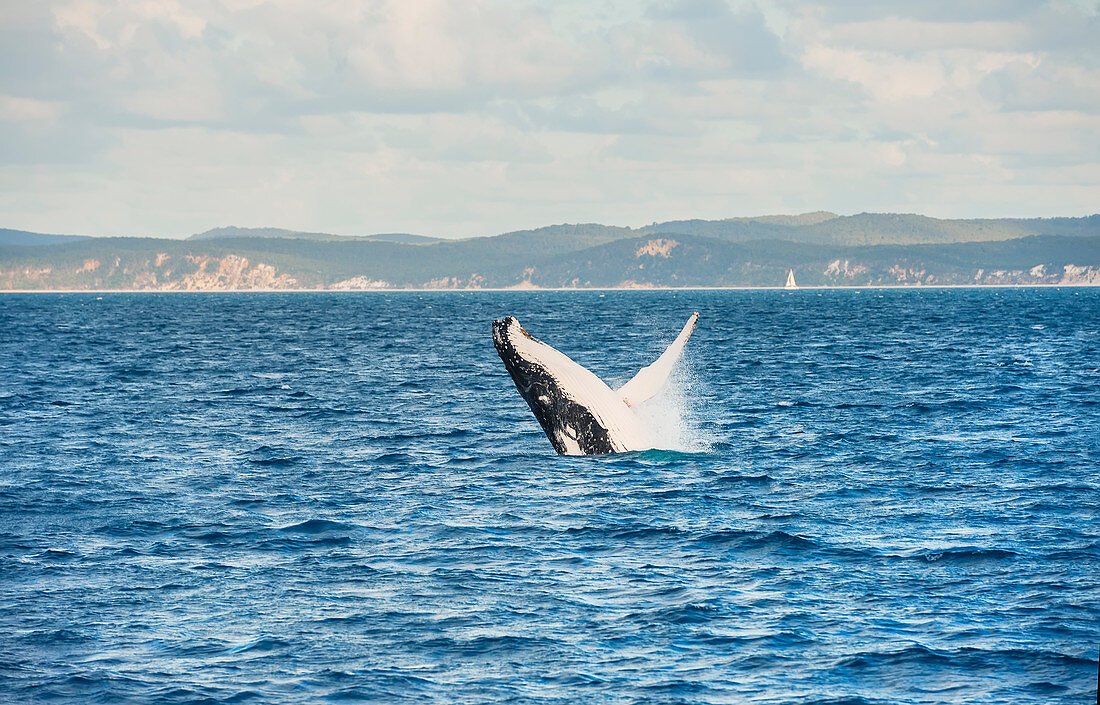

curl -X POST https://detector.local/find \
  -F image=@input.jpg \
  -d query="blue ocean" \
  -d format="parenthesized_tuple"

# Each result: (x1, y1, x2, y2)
(1, 289, 1097, 704)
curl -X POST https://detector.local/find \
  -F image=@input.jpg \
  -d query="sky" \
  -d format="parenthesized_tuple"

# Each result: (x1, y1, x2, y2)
(0, 0, 1098, 239)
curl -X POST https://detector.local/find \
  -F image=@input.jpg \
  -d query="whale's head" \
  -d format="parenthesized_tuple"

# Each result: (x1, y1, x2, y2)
(492, 316, 548, 400)
(492, 315, 528, 354)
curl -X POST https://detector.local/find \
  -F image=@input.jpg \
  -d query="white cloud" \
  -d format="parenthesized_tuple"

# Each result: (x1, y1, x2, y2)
(50, 0, 205, 49)
(801, 45, 948, 101)
(0, 95, 65, 122)
(822, 19, 1031, 51)
(0, 0, 1097, 238)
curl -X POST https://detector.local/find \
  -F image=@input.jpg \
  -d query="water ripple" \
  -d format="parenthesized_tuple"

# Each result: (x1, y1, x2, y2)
(0, 289, 1097, 704)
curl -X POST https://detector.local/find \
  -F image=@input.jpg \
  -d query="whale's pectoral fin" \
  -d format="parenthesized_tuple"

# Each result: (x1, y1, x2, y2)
(616, 312, 699, 407)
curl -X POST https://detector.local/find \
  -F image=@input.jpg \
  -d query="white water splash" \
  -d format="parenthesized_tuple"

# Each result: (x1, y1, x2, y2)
(633, 360, 711, 453)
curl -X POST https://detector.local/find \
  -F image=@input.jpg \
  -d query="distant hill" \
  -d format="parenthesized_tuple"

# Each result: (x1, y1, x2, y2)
(189, 226, 351, 241)
(641, 213, 1100, 246)
(749, 211, 840, 226)
(520, 233, 1100, 288)
(189, 226, 440, 244)
(362, 233, 441, 244)
(0, 228, 88, 247)
(2, 214, 1098, 290)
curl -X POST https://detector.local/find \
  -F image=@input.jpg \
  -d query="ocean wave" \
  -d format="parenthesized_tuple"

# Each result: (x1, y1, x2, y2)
(278, 519, 356, 534)
(3, 289, 1098, 704)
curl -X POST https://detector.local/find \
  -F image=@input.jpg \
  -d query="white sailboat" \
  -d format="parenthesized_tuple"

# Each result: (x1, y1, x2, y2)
(784, 269, 798, 289)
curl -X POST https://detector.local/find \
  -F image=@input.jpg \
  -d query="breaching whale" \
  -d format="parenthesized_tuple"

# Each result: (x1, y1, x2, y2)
(492, 312, 699, 455)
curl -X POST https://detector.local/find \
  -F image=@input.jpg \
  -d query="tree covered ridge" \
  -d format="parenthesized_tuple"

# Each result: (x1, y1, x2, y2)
(1, 214, 1098, 289)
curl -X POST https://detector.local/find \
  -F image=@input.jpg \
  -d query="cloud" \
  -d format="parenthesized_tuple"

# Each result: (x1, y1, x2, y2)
(981, 58, 1100, 112)
(820, 19, 1032, 52)
(0, 95, 65, 122)
(801, 46, 949, 101)
(783, 0, 1044, 24)
(0, 0, 1097, 237)
(643, 0, 788, 77)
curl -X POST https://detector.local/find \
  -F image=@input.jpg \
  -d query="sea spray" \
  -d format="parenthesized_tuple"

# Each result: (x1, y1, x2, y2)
(621, 308, 711, 453)
(634, 359, 712, 453)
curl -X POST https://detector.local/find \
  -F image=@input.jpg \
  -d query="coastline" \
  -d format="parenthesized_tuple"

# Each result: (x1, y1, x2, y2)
(1, 283, 1097, 294)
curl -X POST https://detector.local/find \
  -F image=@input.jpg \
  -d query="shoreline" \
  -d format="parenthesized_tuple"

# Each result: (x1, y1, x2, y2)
(1, 283, 1097, 294)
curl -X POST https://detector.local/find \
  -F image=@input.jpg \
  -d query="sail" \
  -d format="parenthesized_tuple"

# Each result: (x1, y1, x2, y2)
(785, 269, 797, 289)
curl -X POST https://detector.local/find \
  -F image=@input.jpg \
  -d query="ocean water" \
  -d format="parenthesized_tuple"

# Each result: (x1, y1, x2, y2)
(0, 289, 1097, 704)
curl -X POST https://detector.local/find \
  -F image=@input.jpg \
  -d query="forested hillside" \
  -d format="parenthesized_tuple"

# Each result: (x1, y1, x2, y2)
(2, 214, 1097, 289)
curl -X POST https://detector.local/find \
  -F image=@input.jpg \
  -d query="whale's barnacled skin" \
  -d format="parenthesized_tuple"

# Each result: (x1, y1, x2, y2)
(492, 313, 698, 455)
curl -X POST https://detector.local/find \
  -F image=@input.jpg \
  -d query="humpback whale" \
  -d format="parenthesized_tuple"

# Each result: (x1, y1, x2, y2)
(492, 312, 699, 455)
